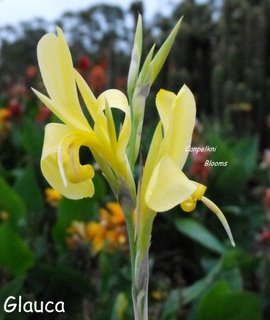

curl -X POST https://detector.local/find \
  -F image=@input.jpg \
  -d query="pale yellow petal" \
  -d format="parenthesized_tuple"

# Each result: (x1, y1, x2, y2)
(117, 112, 131, 156)
(41, 123, 95, 199)
(97, 89, 129, 113)
(156, 89, 176, 132)
(140, 122, 163, 195)
(201, 196, 235, 247)
(161, 85, 196, 169)
(36, 28, 89, 130)
(145, 156, 197, 212)
(104, 100, 118, 152)
(74, 69, 99, 121)
(97, 89, 131, 155)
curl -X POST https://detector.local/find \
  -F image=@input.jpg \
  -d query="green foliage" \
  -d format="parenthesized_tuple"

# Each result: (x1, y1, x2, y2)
(0, 175, 27, 230)
(14, 165, 44, 218)
(175, 218, 225, 254)
(160, 289, 182, 320)
(0, 276, 25, 320)
(22, 117, 44, 161)
(194, 281, 262, 320)
(0, 224, 34, 275)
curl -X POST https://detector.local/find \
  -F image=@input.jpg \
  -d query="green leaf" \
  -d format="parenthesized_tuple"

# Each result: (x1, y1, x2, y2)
(182, 277, 212, 305)
(34, 263, 92, 295)
(22, 117, 43, 160)
(0, 276, 25, 320)
(0, 175, 26, 229)
(232, 136, 258, 176)
(14, 165, 44, 217)
(161, 289, 181, 320)
(127, 14, 143, 100)
(0, 224, 34, 275)
(150, 17, 182, 85)
(182, 257, 223, 305)
(195, 281, 262, 320)
(175, 218, 225, 254)
(136, 44, 155, 89)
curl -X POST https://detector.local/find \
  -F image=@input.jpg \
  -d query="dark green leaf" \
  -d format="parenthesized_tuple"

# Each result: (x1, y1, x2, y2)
(22, 117, 43, 160)
(0, 276, 25, 320)
(161, 289, 181, 320)
(0, 175, 26, 229)
(14, 165, 44, 217)
(0, 224, 34, 275)
(195, 281, 262, 320)
(175, 218, 225, 253)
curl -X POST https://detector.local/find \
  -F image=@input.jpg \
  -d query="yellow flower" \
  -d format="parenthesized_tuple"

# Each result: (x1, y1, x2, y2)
(86, 222, 106, 253)
(151, 290, 165, 301)
(45, 187, 62, 206)
(0, 210, 9, 221)
(33, 28, 133, 200)
(67, 202, 127, 254)
(140, 85, 235, 246)
(89, 202, 127, 254)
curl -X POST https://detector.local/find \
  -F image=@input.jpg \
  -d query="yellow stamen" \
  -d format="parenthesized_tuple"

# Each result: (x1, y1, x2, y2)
(180, 196, 196, 212)
(180, 183, 206, 212)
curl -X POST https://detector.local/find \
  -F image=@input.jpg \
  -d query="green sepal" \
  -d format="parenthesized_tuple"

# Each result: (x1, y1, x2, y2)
(127, 14, 143, 101)
(150, 17, 183, 85)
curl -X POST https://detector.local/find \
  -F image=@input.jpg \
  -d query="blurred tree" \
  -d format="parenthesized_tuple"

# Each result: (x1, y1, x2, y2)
(0, 19, 48, 90)
(151, 0, 215, 115)
(61, 4, 130, 88)
(213, 0, 266, 136)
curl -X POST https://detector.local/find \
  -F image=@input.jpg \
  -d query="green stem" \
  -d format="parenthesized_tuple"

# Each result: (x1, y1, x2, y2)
(132, 250, 149, 320)
(132, 210, 155, 320)
(119, 187, 155, 320)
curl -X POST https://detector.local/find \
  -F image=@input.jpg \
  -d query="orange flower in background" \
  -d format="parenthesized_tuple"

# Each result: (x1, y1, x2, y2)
(66, 202, 128, 254)
(45, 187, 62, 206)
(0, 108, 11, 121)
(0, 108, 12, 140)
(88, 65, 107, 94)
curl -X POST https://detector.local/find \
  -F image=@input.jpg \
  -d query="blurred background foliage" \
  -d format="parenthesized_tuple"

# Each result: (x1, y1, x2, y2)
(0, 0, 270, 319)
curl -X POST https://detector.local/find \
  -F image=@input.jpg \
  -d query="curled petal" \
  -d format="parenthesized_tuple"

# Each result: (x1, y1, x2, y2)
(34, 28, 89, 130)
(41, 123, 96, 199)
(97, 89, 129, 114)
(201, 196, 235, 247)
(97, 89, 131, 155)
(145, 156, 197, 212)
